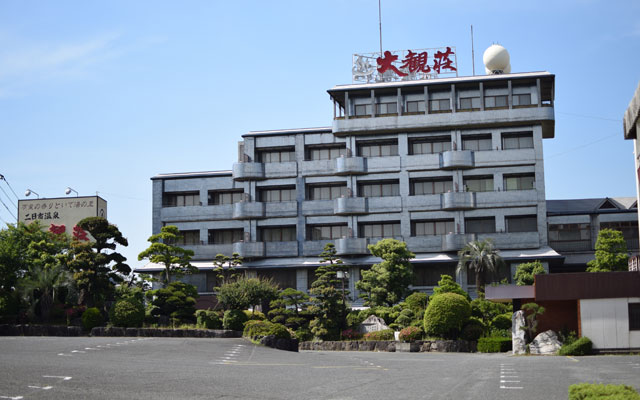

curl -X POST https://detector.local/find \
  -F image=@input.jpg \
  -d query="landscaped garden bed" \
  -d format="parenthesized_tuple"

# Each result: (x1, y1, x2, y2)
(299, 339, 476, 353)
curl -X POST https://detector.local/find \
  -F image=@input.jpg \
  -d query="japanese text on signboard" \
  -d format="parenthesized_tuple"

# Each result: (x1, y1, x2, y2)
(353, 47, 458, 83)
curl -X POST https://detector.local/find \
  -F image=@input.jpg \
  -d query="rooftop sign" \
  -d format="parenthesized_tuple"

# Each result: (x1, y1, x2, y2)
(352, 47, 458, 83)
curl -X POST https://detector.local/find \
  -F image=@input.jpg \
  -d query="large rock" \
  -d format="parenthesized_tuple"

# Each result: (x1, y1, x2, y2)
(358, 315, 389, 334)
(512, 310, 526, 355)
(529, 330, 562, 355)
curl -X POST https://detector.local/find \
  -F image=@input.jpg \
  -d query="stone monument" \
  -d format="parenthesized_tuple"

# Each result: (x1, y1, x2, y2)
(512, 310, 527, 355)
(358, 315, 390, 334)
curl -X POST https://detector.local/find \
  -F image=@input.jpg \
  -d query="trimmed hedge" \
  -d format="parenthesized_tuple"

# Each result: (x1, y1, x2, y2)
(559, 337, 593, 356)
(424, 293, 471, 339)
(111, 300, 144, 328)
(82, 308, 103, 331)
(363, 329, 394, 341)
(491, 313, 512, 330)
(222, 309, 248, 331)
(477, 337, 512, 353)
(398, 326, 423, 342)
(461, 317, 485, 341)
(243, 320, 291, 340)
(195, 310, 222, 329)
(568, 383, 640, 400)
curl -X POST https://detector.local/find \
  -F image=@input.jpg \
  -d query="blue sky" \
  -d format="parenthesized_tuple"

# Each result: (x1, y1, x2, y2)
(0, 0, 638, 268)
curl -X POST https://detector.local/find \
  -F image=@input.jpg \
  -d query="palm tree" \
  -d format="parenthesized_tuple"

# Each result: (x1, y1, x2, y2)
(456, 239, 505, 296)
(19, 264, 73, 323)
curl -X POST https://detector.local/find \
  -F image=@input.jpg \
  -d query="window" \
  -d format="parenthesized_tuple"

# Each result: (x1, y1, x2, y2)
(307, 183, 347, 200)
(504, 174, 535, 191)
(502, 132, 534, 150)
(258, 187, 296, 202)
(467, 263, 511, 285)
(429, 98, 450, 112)
(484, 95, 508, 108)
(257, 270, 297, 290)
(308, 224, 349, 240)
(412, 220, 455, 236)
(629, 303, 640, 331)
(513, 93, 532, 106)
(462, 135, 492, 151)
(208, 229, 244, 244)
(175, 230, 200, 246)
(257, 148, 296, 163)
(208, 190, 244, 205)
(358, 181, 400, 197)
(409, 137, 451, 155)
(357, 141, 398, 157)
(259, 226, 296, 242)
(376, 102, 397, 115)
(306, 146, 346, 160)
(548, 223, 591, 251)
(411, 178, 453, 195)
(354, 103, 372, 117)
(459, 97, 481, 110)
(359, 222, 401, 238)
(506, 215, 537, 233)
(163, 192, 200, 207)
(465, 217, 495, 234)
(413, 264, 455, 286)
(464, 176, 494, 192)
(406, 100, 425, 113)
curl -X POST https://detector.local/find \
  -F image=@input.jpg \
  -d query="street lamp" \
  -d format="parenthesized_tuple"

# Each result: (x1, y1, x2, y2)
(65, 187, 79, 197)
(24, 189, 40, 199)
(336, 270, 350, 303)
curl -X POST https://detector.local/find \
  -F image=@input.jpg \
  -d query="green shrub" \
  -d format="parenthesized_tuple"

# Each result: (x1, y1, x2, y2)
(424, 293, 471, 339)
(477, 337, 512, 353)
(223, 309, 248, 331)
(243, 320, 272, 338)
(267, 322, 291, 339)
(491, 313, 512, 330)
(363, 329, 395, 341)
(559, 337, 593, 356)
(195, 309, 222, 329)
(111, 299, 144, 328)
(294, 328, 313, 342)
(398, 326, 423, 342)
(568, 383, 640, 400)
(394, 308, 417, 330)
(461, 317, 485, 341)
(82, 307, 103, 331)
(404, 292, 428, 313)
(243, 310, 265, 321)
(471, 298, 511, 326)
(431, 275, 470, 301)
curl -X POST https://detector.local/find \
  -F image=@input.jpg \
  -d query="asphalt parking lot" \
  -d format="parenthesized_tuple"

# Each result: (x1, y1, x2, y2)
(0, 337, 638, 399)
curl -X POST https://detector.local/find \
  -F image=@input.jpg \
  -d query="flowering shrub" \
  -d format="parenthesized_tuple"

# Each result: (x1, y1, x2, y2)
(398, 326, 423, 342)
(341, 329, 362, 340)
(363, 329, 394, 341)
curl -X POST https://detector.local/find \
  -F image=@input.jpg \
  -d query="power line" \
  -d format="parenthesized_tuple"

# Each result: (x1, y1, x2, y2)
(556, 111, 619, 122)
(0, 194, 16, 221)
(546, 132, 619, 159)
(0, 174, 20, 202)
(0, 185, 16, 209)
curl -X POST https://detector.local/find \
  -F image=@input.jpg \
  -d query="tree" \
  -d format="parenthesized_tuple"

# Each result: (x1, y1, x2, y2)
(138, 225, 196, 288)
(586, 228, 629, 272)
(356, 238, 415, 307)
(514, 261, 546, 286)
(66, 217, 130, 308)
(423, 292, 471, 339)
(457, 239, 505, 296)
(18, 263, 73, 323)
(431, 274, 470, 301)
(520, 302, 545, 343)
(212, 253, 243, 288)
(269, 288, 311, 330)
(243, 276, 279, 313)
(146, 281, 198, 325)
(309, 243, 347, 340)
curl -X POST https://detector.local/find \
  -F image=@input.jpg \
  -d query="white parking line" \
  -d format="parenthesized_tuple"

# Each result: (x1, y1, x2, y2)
(0, 395, 23, 399)
(27, 386, 52, 390)
(43, 376, 72, 381)
(70, 350, 85, 353)
(500, 385, 523, 389)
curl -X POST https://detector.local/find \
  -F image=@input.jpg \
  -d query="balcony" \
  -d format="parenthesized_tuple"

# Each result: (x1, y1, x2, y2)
(232, 202, 265, 219)
(264, 161, 298, 179)
(480, 232, 540, 249)
(232, 242, 265, 258)
(335, 157, 366, 175)
(334, 197, 368, 215)
(442, 191, 476, 210)
(232, 162, 265, 181)
(405, 236, 444, 253)
(441, 150, 474, 170)
(335, 238, 369, 255)
(442, 233, 476, 251)
(265, 241, 299, 257)
(302, 240, 333, 256)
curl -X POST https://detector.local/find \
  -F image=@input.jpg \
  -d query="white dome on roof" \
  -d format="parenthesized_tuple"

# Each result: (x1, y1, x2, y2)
(483, 44, 511, 74)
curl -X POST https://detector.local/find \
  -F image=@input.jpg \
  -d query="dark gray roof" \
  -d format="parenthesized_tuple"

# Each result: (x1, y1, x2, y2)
(547, 197, 637, 215)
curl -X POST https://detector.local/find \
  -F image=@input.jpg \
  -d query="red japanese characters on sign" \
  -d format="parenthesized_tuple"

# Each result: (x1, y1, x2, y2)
(73, 225, 89, 241)
(49, 224, 66, 235)
(353, 47, 458, 83)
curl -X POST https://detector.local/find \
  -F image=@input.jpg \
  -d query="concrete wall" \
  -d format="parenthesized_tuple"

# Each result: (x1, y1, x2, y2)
(580, 297, 640, 350)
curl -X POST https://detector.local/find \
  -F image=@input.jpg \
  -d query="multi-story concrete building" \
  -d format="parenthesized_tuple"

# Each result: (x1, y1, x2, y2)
(547, 197, 638, 272)
(140, 70, 560, 303)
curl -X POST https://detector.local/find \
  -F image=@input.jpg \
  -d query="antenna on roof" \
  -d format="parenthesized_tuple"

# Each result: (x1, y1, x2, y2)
(471, 25, 476, 76)
(378, 0, 383, 56)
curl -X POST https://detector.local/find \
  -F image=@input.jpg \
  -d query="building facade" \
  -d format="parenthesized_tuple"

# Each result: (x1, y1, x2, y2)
(140, 71, 559, 303)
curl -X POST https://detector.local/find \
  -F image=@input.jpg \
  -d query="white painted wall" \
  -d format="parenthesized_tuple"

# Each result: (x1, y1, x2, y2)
(580, 298, 640, 349)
